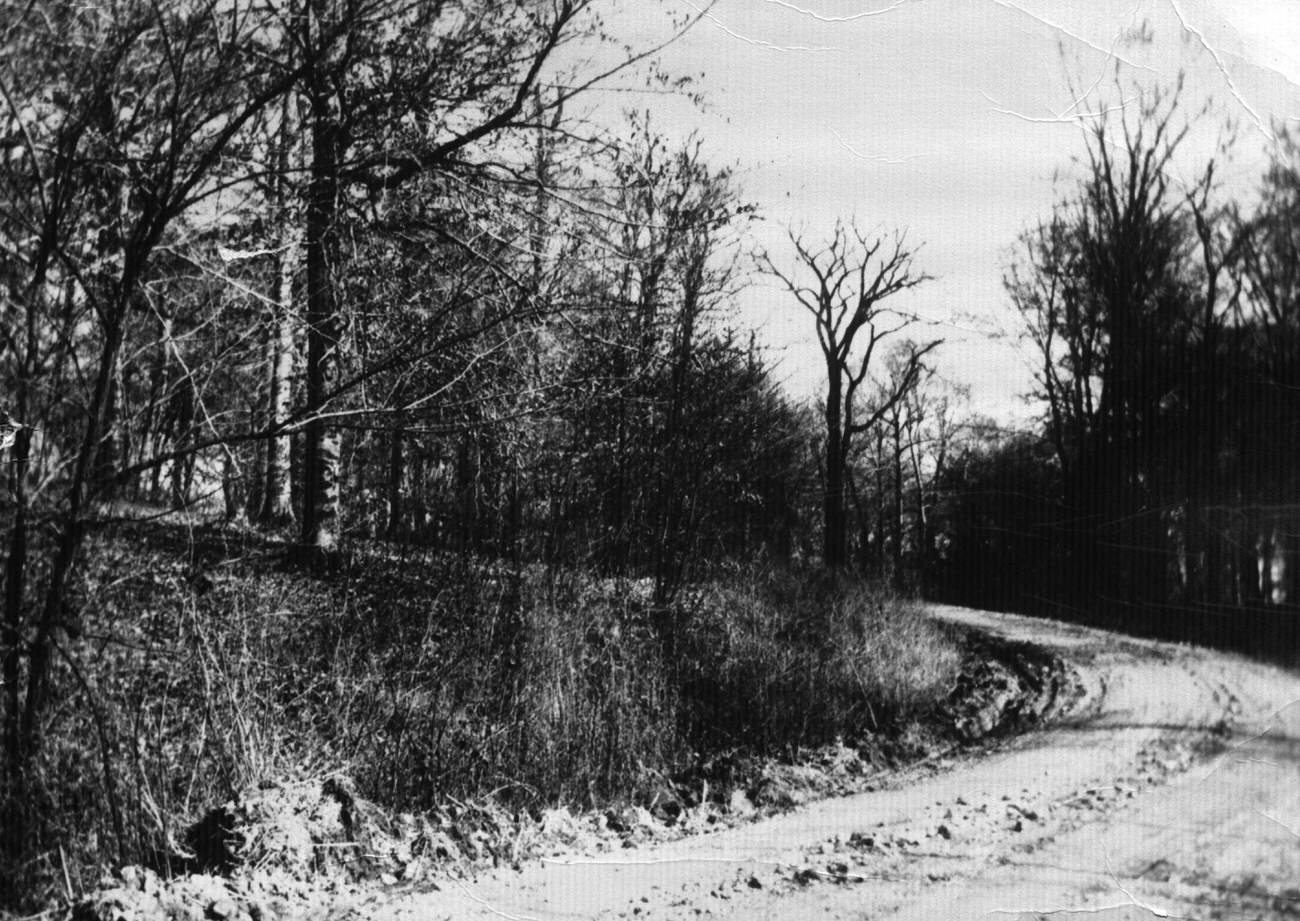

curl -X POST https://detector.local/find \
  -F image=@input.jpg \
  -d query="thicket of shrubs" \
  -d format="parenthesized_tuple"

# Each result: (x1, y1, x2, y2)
(4, 522, 959, 906)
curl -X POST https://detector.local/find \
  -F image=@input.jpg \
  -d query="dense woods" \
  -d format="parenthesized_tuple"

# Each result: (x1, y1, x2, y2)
(0, 1, 960, 902)
(934, 83, 1300, 647)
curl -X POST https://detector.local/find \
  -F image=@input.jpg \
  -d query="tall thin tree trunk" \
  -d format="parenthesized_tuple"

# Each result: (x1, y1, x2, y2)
(137, 358, 166, 502)
(260, 240, 297, 526)
(410, 448, 429, 542)
(456, 432, 478, 554)
(261, 89, 298, 527)
(169, 385, 194, 509)
(300, 0, 345, 560)
(653, 269, 700, 601)
(94, 358, 122, 503)
(823, 368, 846, 570)
(3, 427, 31, 784)
(385, 428, 404, 539)
(891, 415, 904, 589)
(909, 436, 928, 595)
(24, 302, 128, 755)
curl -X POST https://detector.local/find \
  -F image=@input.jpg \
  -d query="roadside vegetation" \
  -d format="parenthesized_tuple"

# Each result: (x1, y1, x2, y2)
(6, 521, 959, 908)
(0, 3, 978, 907)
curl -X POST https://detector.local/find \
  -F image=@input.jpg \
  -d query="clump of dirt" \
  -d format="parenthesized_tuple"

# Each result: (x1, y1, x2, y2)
(74, 777, 519, 921)
(177, 777, 436, 881)
(746, 739, 872, 808)
(941, 636, 1075, 742)
(70, 864, 352, 921)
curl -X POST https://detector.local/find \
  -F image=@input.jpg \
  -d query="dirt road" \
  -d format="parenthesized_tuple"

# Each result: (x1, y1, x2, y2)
(382, 605, 1300, 921)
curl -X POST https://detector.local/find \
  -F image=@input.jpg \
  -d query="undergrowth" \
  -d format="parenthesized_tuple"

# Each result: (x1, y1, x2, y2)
(1, 522, 960, 909)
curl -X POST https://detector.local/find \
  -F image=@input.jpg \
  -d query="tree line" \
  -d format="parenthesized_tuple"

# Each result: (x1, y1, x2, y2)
(933, 79, 1300, 641)
(0, 0, 968, 818)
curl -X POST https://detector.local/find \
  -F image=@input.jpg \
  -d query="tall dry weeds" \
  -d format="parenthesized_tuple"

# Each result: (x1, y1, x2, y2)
(2, 527, 961, 908)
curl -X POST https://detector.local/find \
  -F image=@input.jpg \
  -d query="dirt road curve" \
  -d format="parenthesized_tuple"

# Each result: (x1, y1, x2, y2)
(386, 606, 1300, 921)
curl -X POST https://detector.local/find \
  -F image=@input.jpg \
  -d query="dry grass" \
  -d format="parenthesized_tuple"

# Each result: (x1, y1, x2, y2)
(1, 524, 961, 909)
(672, 568, 960, 754)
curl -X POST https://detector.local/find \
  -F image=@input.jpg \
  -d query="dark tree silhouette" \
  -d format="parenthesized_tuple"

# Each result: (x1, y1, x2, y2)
(762, 221, 937, 570)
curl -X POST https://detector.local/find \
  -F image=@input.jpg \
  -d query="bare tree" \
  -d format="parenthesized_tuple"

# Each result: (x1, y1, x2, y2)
(284, 0, 709, 560)
(762, 221, 937, 570)
(0, 0, 304, 842)
(1008, 80, 1216, 607)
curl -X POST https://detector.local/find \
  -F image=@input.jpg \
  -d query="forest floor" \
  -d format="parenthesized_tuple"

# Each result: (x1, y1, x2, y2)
(76, 603, 1300, 920)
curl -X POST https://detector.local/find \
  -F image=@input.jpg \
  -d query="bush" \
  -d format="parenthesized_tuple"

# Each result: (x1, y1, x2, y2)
(2, 525, 961, 908)
(673, 567, 959, 754)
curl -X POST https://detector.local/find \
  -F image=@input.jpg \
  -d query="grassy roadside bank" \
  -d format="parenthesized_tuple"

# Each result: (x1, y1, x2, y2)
(72, 637, 1072, 921)
(4, 521, 967, 913)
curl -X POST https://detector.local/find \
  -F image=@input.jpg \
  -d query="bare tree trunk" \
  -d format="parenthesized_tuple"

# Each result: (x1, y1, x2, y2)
(456, 432, 478, 554)
(908, 435, 928, 595)
(504, 465, 522, 567)
(169, 385, 195, 509)
(410, 448, 429, 542)
(94, 357, 122, 503)
(24, 304, 128, 757)
(259, 86, 299, 528)
(873, 429, 888, 577)
(3, 427, 30, 785)
(822, 366, 847, 570)
(653, 262, 702, 600)
(301, 374, 341, 556)
(890, 414, 904, 590)
(260, 239, 297, 526)
(300, 0, 345, 561)
(222, 452, 246, 522)
(385, 427, 404, 539)
(136, 356, 167, 502)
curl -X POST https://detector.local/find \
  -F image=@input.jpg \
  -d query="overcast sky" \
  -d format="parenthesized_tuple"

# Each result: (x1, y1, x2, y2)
(603, 0, 1300, 424)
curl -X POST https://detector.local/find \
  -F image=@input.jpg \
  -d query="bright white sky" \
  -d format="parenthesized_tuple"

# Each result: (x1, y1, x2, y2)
(601, 0, 1300, 424)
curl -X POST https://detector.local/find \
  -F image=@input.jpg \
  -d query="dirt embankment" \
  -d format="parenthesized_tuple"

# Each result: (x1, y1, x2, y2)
(72, 624, 1068, 921)
(368, 606, 1299, 921)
